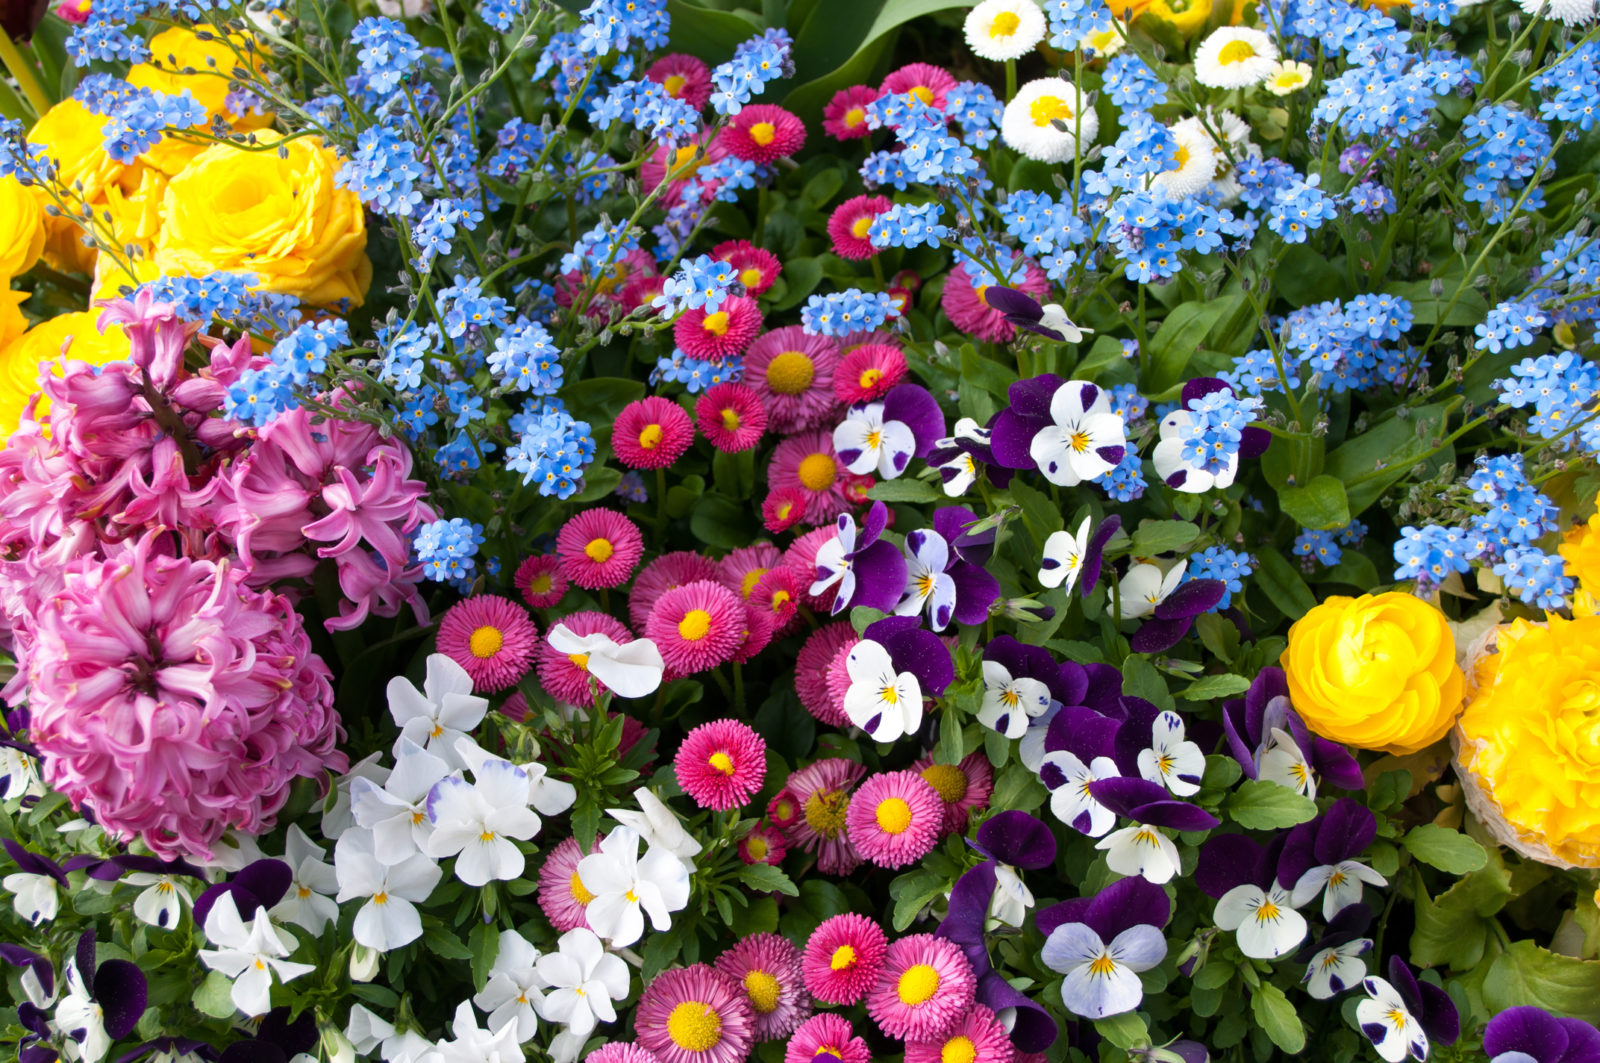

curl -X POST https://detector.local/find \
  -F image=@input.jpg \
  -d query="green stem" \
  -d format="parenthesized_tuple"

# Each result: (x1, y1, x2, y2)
(1004, 59, 1018, 102)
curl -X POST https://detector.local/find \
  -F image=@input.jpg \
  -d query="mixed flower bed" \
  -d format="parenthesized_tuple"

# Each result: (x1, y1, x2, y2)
(0, 0, 1599, 1059)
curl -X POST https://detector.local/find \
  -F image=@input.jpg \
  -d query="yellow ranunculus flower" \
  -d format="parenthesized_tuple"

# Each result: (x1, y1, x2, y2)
(0, 309, 132, 438)
(1283, 591, 1465, 755)
(27, 98, 129, 273)
(155, 133, 372, 306)
(1456, 615, 1600, 868)
(91, 253, 163, 303)
(1559, 501, 1600, 595)
(128, 26, 273, 135)
(1107, 0, 1213, 35)
(0, 176, 46, 279)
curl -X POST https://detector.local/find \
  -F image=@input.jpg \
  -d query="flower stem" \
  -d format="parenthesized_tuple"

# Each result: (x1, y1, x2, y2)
(0, 33, 49, 118)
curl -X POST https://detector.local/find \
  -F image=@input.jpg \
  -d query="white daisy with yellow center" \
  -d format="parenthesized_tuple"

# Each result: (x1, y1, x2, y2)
(1150, 116, 1221, 201)
(1193, 26, 1280, 89)
(1001, 77, 1099, 163)
(963, 0, 1047, 61)
(1265, 59, 1314, 96)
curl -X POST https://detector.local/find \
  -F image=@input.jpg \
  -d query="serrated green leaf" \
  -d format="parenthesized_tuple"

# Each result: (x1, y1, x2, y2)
(1129, 519, 1201, 556)
(1225, 779, 1318, 829)
(1403, 823, 1489, 874)
(1484, 941, 1600, 1022)
(194, 969, 238, 1019)
(738, 863, 800, 896)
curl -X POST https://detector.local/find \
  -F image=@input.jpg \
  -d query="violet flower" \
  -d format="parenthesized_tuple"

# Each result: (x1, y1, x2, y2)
(1357, 957, 1459, 1063)
(991, 377, 1125, 487)
(895, 506, 1001, 631)
(56, 929, 148, 1063)
(811, 501, 908, 616)
(1484, 1006, 1600, 1063)
(1297, 902, 1373, 1000)
(928, 414, 1013, 496)
(982, 286, 1093, 343)
(963, 810, 1058, 926)
(192, 858, 293, 928)
(0, 944, 53, 1007)
(1038, 878, 1171, 1019)
(3, 839, 67, 926)
(842, 616, 954, 742)
(1277, 799, 1387, 919)
(1222, 668, 1364, 794)
(1088, 776, 1221, 883)
(1195, 833, 1307, 959)
(1128, 578, 1226, 654)
(833, 383, 945, 480)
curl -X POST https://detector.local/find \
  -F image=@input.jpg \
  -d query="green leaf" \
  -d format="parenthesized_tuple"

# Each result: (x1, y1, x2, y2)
(1278, 475, 1351, 531)
(1179, 673, 1252, 700)
(423, 921, 474, 960)
(470, 921, 501, 990)
(1144, 296, 1243, 393)
(786, 880, 851, 941)
(572, 465, 623, 503)
(194, 970, 238, 1019)
(959, 345, 1019, 400)
(770, 256, 824, 312)
(1122, 654, 1175, 712)
(1226, 779, 1318, 830)
(690, 492, 755, 550)
(1129, 519, 1201, 556)
(1250, 983, 1306, 1054)
(991, 762, 1049, 813)
(1254, 547, 1317, 619)
(1194, 612, 1241, 664)
(1094, 1011, 1149, 1050)
(937, 701, 965, 765)
(738, 863, 800, 896)
(563, 376, 646, 421)
(1484, 941, 1600, 1023)
(731, 895, 780, 937)
(1403, 824, 1489, 874)
(1411, 853, 1513, 970)
(1324, 403, 1452, 517)
(867, 478, 942, 503)
(1008, 479, 1063, 548)
(889, 869, 948, 931)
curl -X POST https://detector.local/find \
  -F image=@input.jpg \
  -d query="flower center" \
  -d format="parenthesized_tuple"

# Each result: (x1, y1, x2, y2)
(639, 423, 664, 449)
(1255, 898, 1281, 922)
(585, 537, 615, 563)
(876, 796, 913, 834)
(845, 107, 866, 128)
(748, 121, 777, 146)
(850, 216, 874, 239)
(741, 568, 767, 598)
(702, 311, 732, 336)
(804, 789, 850, 838)
(530, 573, 552, 593)
(830, 944, 857, 970)
(1070, 430, 1091, 452)
(664, 74, 687, 97)
(766, 351, 817, 395)
(570, 872, 596, 905)
(709, 751, 737, 775)
(942, 1036, 978, 1063)
(1088, 951, 1118, 976)
(679, 609, 713, 641)
(1174, 144, 1191, 168)
(743, 970, 781, 1013)
(670, 144, 704, 178)
(897, 963, 940, 1005)
(720, 407, 742, 432)
(740, 267, 763, 289)
(974, 283, 991, 306)
(798, 452, 837, 491)
(568, 652, 590, 671)
(746, 836, 768, 860)
(771, 589, 793, 609)
(468, 625, 504, 658)
(989, 9, 1020, 35)
(667, 1002, 723, 1052)
(859, 367, 883, 389)
(373, 891, 388, 905)
(921, 763, 969, 803)
(1030, 94, 1073, 127)
(910, 85, 934, 105)
(1218, 39, 1257, 63)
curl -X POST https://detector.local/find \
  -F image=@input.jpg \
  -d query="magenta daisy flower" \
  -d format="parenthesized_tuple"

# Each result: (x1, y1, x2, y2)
(768, 788, 801, 830)
(556, 509, 644, 590)
(751, 567, 801, 635)
(714, 933, 812, 1041)
(615, 396, 695, 470)
(588, 1047, 663, 1063)
(801, 913, 887, 1005)
(514, 553, 567, 610)
(795, 623, 857, 727)
(822, 85, 880, 141)
(827, 195, 893, 261)
(636, 964, 755, 1063)
(912, 751, 995, 836)
(768, 432, 850, 527)
(712, 241, 782, 298)
(731, 602, 776, 664)
(676, 295, 764, 361)
(646, 53, 713, 109)
(738, 824, 787, 865)
(866, 934, 977, 1042)
(629, 551, 721, 632)
(536, 834, 599, 932)
(784, 758, 867, 875)
(717, 543, 782, 601)
(835, 344, 909, 404)
(787, 1015, 871, 1063)
(647, 579, 746, 678)
(940, 260, 1050, 343)
(846, 771, 943, 869)
(675, 719, 768, 810)
(838, 329, 903, 358)
(436, 594, 539, 693)
(904, 1005, 1014, 1063)
(745, 327, 841, 434)
(880, 62, 958, 109)
(696, 382, 768, 453)
(535, 609, 633, 707)
(822, 642, 858, 723)
(718, 104, 807, 164)
(644, 134, 728, 201)
(762, 486, 808, 534)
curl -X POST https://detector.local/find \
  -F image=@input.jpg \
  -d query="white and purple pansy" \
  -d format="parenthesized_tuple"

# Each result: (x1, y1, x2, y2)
(1040, 750, 1120, 838)
(1357, 957, 1460, 1063)
(1281, 799, 1388, 919)
(1029, 380, 1128, 486)
(54, 930, 149, 1063)
(927, 417, 1001, 498)
(1196, 833, 1307, 959)
(1135, 710, 1206, 797)
(842, 616, 954, 743)
(1037, 877, 1171, 1019)
(1087, 776, 1221, 885)
(1152, 377, 1271, 493)
(1483, 1004, 1600, 1063)
(983, 285, 1093, 343)
(1298, 902, 1375, 1000)
(832, 382, 945, 480)
(811, 501, 908, 616)
(1222, 667, 1365, 792)
(894, 507, 1002, 631)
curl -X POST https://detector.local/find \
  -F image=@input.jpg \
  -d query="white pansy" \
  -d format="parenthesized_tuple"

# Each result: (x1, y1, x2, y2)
(425, 762, 544, 887)
(1303, 938, 1371, 1000)
(1356, 977, 1430, 1063)
(1259, 726, 1317, 797)
(335, 829, 442, 952)
(533, 927, 629, 1039)
(388, 654, 489, 770)
(4, 870, 58, 925)
(0, 746, 43, 800)
(606, 789, 703, 869)
(842, 638, 923, 743)
(1042, 922, 1166, 1019)
(1153, 408, 1240, 493)
(53, 957, 108, 1063)
(809, 513, 855, 601)
(323, 752, 391, 841)
(1114, 561, 1187, 620)
(977, 659, 1051, 740)
(1039, 516, 1091, 593)
(346, 1003, 397, 1055)
(197, 893, 315, 1016)
(1213, 883, 1307, 959)
(576, 827, 690, 947)
(1136, 711, 1205, 797)
(895, 528, 957, 630)
(1292, 860, 1388, 920)
(352, 738, 453, 865)
(833, 402, 916, 479)
(1030, 380, 1126, 487)
(546, 625, 665, 700)
(433, 1000, 524, 1063)
(963, 0, 1046, 61)
(1040, 750, 1118, 837)
(989, 863, 1035, 928)
(1096, 825, 1181, 884)
(126, 872, 193, 931)
(452, 738, 578, 820)
(271, 824, 340, 934)
(473, 930, 545, 1041)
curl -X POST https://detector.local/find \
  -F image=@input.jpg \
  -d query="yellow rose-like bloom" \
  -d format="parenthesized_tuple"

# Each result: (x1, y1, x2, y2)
(28, 98, 129, 273)
(128, 27, 271, 131)
(155, 133, 372, 306)
(0, 176, 46, 278)
(1107, 0, 1213, 35)
(1559, 502, 1600, 595)
(1456, 616, 1600, 868)
(1284, 591, 1465, 755)
(0, 310, 132, 438)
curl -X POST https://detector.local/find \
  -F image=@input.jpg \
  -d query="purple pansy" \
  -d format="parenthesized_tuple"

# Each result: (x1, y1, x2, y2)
(982, 286, 1092, 343)
(1196, 833, 1308, 959)
(1277, 799, 1387, 919)
(1297, 902, 1374, 1000)
(192, 857, 293, 928)
(1088, 776, 1220, 883)
(991, 374, 1065, 470)
(1129, 578, 1227, 654)
(811, 501, 908, 616)
(928, 413, 1013, 495)
(1484, 1006, 1600, 1063)
(1, 944, 54, 1006)
(833, 383, 945, 479)
(1222, 668, 1364, 794)
(3, 838, 68, 925)
(894, 507, 1001, 631)
(1038, 878, 1171, 1019)
(57, 930, 149, 1062)
(1358, 956, 1459, 1063)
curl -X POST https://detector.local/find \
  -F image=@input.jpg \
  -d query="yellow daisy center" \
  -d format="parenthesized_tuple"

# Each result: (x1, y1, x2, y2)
(771, 589, 793, 609)
(468, 625, 504, 659)
(830, 944, 857, 970)
(567, 652, 590, 671)
(679, 608, 713, 641)
(664, 74, 688, 97)
(989, 10, 1021, 35)
(740, 267, 763, 289)
(570, 872, 596, 905)
(851, 216, 874, 239)
(702, 311, 732, 336)
(1174, 144, 1191, 168)
(845, 107, 866, 128)
(859, 367, 884, 389)
(529, 572, 553, 594)
(876, 796, 913, 834)
(746, 836, 769, 860)
(910, 85, 934, 105)
(1070, 430, 1091, 452)
(766, 351, 817, 395)
(667, 1002, 723, 1052)
(638, 423, 664, 449)
(1218, 39, 1258, 64)
(921, 763, 969, 803)
(743, 970, 782, 1013)
(709, 751, 737, 775)
(720, 407, 742, 432)
(585, 537, 615, 562)
(804, 789, 850, 838)
(670, 144, 705, 179)
(748, 121, 777, 146)
(798, 452, 837, 491)
(741, 568, 767, 598)
(1030, 94, 1074, 127)
(974, 284, 991, 306)
(942, 1036, 978, 1063)
(897, 964, 940, 1006)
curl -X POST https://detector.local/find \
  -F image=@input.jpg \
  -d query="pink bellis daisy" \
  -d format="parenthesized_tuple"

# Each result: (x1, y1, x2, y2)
(535, 610, 634, 707)
(635, 963, 756, 1063)
(835, 344, 908, 404)
(732, 603, 776, 664)
(717, 543, 782, 601)
(839, 328, 903, 357)
(823, 84, 881, 141)
(846, 771, 943, 869)
(646, 579, 746, 678)
(537, 834, 601, 932)
(714, 933, 812, 1041)
(787, 1015, 871, 1063)
(827, 195, 893, 261)
(643, 134, 728, 201)
(768, 432, 851, 527)
(904, 1005, 1015, 1063)
(751, 566, 801, 635)
(437, 594, 539, 693)
(556, 509, 644, 590)
(745, 327, 841, 434)
(676, 295, 763, 361)
(801, 913, 887, 1005)
(514, 554, 567, 609)
(941, 260, 1050, 343)
(588, 1046, 665, 1063)
(762, 486, 808, 534)
(768, 789, 801, 830)
(795, 623, 858, 727)
(712, 241, 782, 298)
(785, 758, 867, 875)
(629, 551, 721, 632)
(675, 719, 768, 811)
(646, 53, 713, 109)
(615, 397, 695, 470)
(912, 751, 995, 836)
(881, 62, 958, 108)
(719, 104, 807, 164)
(696, 382, 768, 453)
(739, 824, 787, 865)
(866, 934, 977, 1042)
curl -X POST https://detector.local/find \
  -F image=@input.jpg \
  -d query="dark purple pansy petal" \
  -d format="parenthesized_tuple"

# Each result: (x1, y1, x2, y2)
(1414, 979, 1460, 1046)
(233, 859, 293, 911)
(1196, 833, 1267, 898)
(76, 930, 96, 984)
(1052, 660, 1089, 708)
(1181, 377, 1233, 406)
(1221, 700, 1259, 780)
(860, 500, 889, 544)
(0, 944, 53, 999)
(218, 1042, 288, 1063)
(258, 1008, 318, 1056)
(1130, 616, 1195, 654)
(866, 617, 954, 695)
(1088, 875, 1172, 939)
(989, 409, 1040, 470)
(18, 1001, 51, 1038)
(1316, 799, 1378, 866)
(1386, 956, 1424, 1013)
(1045, 705, 1120, 762)
(1110, 698, 1161, 776)
(94, 960, 147, 1038)
(1155, 579, 1226, 621)
(1083, 663, 1123, 713)
(1311, 736, 1366, 791)
(1008, 373, 1066, 422)
(4, 840, 67, 885)
(63, 856, 123, 881)
(1036, 897, 1093, 939)
(948, 562, 1001, 626)
(847, 539, 908, 614)
(1130, 800, 1221, 832)
(1244, 668, 1289, 726)
(983, 286, 1045, 322)
(1013, 317, 1067, 342)
(1276, 820, 1320, 891)
(1079, 516, 1122, 598)
(1558, 1017, 1600, 1063)
(109, 855, 204, 879)
(936, 862, 995, 973)
(1089, 776, 1169, 816)
(1484, 1008, 1570, 1063)
(1165, 1040, 1211, 1063)
(1240, 425, 1271, 460)
(975, 811, 1057, 869)
(882, 384, 946, 455)
(978, 972, 1059, 1053)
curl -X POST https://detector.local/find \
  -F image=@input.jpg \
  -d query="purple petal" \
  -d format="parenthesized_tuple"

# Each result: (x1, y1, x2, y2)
(1080, 516, 1122, 599)
(1082, 663, 1123, 713)
(1416, 979, 1459, 1045)
(1037, 897, 1093, 938)
(1311, 736, 1367, 791)
(990, 408, 1042, 470)
(1130, 617, 1194, 654)
(1111, 698, 1161, 776)
(983, 286, 1044, 321)
(1181, 377, 1232, 406)
(846, 539, 908, 614)
(1045, 705, 1120, 762)
(1315, 799, 1378, 866)
(1096, 444, 1125, 466)
(218, 1042, 289, 1063)
(1240, 425, 1271, 460)
(232, 859, 293, 911)
(869, 619, 954, 696)
(1088, 876, 1172, 939)
(1387, 956, 1424, 1014)
(948, 562, 1001, 626)
(110, 854, 204, 879)
(258, 1008, 318, 1056)
(1166, 1040, 1211, 1063)
(0, 945, 53, 999)
(882, 384, 946, 455)
(4, 840, 67, 885)
(1129, 800, 1221, 832)
(1013, 317, 1067, 342)
(936, 862, 996, 973)
(1558, 1018, 1600, 1063)
(1245, 668, 1289, 724)
(978, 972, 1059, 1053)
(1089, 776, 1169, 816)
(860, 500, 889, 545)
(1196, 833, 1267, 898)
(1155, 580, 1226, 620)
(76, 930, 96, 985)
(1052, 661, 1089, 708)
(1009, 374, 1066, 421)
(975, 811, 1057, 869)
(1221, 701, 1260, 780)
(1276, 820, 1320, 891)
(94, 960, 147, 1038)
(63, 856, 122, 881)
(1485, 1008, 1571, 1062)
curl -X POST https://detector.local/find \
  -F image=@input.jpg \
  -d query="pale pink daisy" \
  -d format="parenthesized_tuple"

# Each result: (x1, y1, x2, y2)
(795, 623, 857, 727)
(675, 719, 768, 811)
(696, 382, 768, 452)
(835, 344, 908, 404)
(514, 553, 567, 609)
(635, 964, 755, 1063)
(536, 835, 599, 933)
(535, 610, 634, 707)
(801, 914, 887, 1005)
(629, 551, 721, 632)
(768, 433, 851, 527)
(822, 85, 880, 141)
(911, 751, 995, 835)
(718, 105, 807, 164)
(714, 934, 812, 1041)
(783, 758, 866, 875)
(941, 260, 1050, 343)
(712, 241, 782, 298)
(846, 771, 943, 869)
(675, 296, 763, 361)
(827, 195, 893, 261)
(717, 543, 783, 601)
(615, 397, 695, 470)
(904, 1005, 1015, 1063)
(436, 594, 539, 693)
(745, 327, 841, 434)
(646, 53, 712, 109)
(646, 579, 746, 678)
(880, 63, 958, 109)
(786, 1015, 871, 1063)
(866, 934, 977, 1042)
(556, 509, 644, 590)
